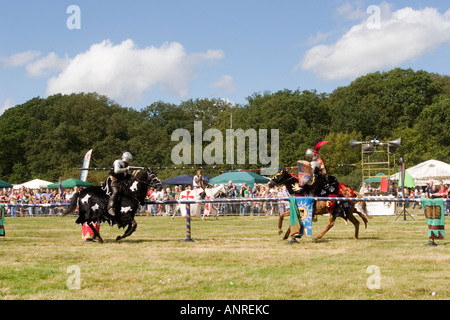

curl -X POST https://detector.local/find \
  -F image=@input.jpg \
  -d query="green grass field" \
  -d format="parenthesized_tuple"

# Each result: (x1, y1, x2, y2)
(0, 212, 448, 300)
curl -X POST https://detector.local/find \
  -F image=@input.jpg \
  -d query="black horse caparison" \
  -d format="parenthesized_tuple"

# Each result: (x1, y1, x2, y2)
(64, 168, 162, 243)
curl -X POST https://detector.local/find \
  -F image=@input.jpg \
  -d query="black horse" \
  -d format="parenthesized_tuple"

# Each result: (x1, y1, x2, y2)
(64, 168, 162, 243)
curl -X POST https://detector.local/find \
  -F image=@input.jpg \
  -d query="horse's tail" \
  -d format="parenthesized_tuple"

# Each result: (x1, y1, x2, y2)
(63, 192, 79, 216)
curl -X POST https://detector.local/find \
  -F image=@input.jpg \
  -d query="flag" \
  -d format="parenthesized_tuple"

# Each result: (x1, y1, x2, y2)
(398, 170, 415, 188)
(80, 149, 92, 182)
(420, 198, 445, 240)
(288, 196, 314, 238)
(380, 178, 389, 193)
(0, 204, 5, 236)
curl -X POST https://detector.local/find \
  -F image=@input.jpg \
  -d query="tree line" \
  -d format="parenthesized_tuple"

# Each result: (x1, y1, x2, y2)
(0, 68, 448, 188)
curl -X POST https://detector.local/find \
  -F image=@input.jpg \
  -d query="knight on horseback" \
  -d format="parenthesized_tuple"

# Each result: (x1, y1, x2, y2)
(305, 141, 330, 192)
(107, 152, 133, 217)
(306, 141, 351, 221)
(193, 169, 206, 199)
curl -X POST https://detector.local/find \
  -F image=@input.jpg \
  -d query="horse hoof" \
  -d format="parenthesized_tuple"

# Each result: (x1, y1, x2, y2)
(278, 231, 282, 235)
(97, 238, 104, 244)
(116, 236, 122, 241)
(286, 238, 299, 245)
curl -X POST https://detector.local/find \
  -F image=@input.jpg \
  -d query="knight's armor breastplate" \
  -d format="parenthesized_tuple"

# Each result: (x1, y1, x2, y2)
(109, 160, 128, 181)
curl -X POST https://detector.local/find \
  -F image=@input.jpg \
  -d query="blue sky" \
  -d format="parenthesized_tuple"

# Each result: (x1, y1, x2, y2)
(1, 0, 449, 113)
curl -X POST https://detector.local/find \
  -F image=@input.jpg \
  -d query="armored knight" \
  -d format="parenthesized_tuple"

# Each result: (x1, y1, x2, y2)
(305, 141, 332, 196)
(305, 141, 329, 179)
(107, 152, 133, 217)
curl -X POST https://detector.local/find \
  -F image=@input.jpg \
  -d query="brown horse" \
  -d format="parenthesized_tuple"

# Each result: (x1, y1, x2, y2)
(268, 170, 369, 241)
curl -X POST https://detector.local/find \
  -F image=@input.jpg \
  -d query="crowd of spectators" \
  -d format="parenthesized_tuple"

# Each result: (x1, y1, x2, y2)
(0, 181, 290, 217)
(0, 187, 78, 217)
(360, 180, 449, 199)
(361, 180, 449, 212)
(144, 180, 290, 216)
(2, 179, 448, 217)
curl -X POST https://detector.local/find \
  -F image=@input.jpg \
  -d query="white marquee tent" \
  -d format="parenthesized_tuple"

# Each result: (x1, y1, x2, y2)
(390, 159, 450, 186)
(13, 179, 54, 190)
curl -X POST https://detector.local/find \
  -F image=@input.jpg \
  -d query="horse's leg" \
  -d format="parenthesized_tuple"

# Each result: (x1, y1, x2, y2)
(116, 219, 137, 241)
(202, 205, 208, 221)
(278, 210, 289, 235)
(347, 212, 360, 240)
(314, 215, 335, 241)
(278, 215, 283, 235)
(88, 222, 103, 244)
(171, 204, 179, 220)
(354, 208, 368, 229)
(283, 227, 291, 240)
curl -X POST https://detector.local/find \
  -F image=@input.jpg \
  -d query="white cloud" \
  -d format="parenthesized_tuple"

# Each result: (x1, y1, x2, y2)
(0, 51, 41, 67)
(306, 31, 333, 46)
(210, 75, 237, 93)
(336, 1, 367, 21)
(45, 39, 224, 104)
(26, 52, 69, 77)
(297, 6, 450, 80)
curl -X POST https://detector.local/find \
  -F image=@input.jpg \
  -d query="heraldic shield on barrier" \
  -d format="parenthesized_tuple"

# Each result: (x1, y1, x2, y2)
(289, 196, 313, 237)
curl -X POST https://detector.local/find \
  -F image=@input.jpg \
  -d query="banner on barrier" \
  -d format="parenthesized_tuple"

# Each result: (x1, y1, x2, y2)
(0, 204, 5, 236)
(420, 198, 445, 240)
(289, 196, 313, 237)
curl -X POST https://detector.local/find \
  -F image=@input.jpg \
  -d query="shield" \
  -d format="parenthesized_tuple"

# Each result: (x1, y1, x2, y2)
(297, 161, 311, 186)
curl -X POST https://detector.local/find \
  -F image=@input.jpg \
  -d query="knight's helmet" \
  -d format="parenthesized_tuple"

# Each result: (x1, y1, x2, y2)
(305, 149, 315, 162)
(122, 152, 133, 164)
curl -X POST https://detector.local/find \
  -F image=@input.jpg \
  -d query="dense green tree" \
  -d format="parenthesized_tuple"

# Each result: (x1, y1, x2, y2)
(0, 69, 448, 189)
(328, 68, 443, 138)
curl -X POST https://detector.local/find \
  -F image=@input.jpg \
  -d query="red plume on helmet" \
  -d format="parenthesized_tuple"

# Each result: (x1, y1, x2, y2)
(314, 140, 330, 156)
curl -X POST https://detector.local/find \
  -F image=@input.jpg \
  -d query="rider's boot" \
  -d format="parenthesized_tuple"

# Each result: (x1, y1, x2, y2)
(107, 186, 119, 217)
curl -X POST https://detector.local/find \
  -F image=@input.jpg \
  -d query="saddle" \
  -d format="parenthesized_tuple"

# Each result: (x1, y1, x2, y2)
(101, 177, 130, 197)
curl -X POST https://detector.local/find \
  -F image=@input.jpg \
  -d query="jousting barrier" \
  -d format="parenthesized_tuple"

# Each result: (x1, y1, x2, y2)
(144, 197, 449, 242)
(1, 197, 448, 242)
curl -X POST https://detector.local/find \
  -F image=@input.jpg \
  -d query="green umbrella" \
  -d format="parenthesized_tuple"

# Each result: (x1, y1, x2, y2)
(208, 171, 270, 189)
(364, 173, 389, 183)
(47, 178, 93, 189)
(0, 179, 12, 188)
(398, 170, 415, 188)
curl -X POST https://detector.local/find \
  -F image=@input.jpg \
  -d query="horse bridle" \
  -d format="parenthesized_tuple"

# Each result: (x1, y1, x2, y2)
(271, 172, 298, 186)
(134, 171, 160, 188)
